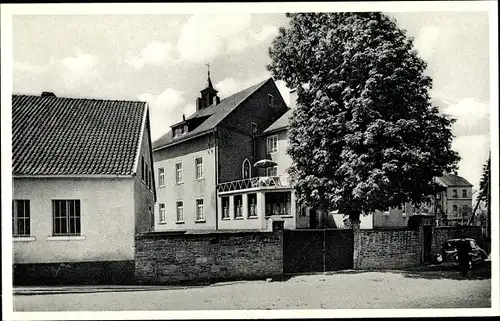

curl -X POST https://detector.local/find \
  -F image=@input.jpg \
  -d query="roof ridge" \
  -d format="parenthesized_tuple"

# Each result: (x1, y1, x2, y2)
(13, 94, 146, 104)
(152, 77, 273, 150)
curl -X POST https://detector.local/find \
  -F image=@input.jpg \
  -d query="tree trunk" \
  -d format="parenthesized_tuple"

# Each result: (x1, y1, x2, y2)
(349, 211, 362, 269)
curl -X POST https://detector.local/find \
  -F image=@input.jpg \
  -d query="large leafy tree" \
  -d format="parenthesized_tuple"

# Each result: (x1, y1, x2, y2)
(477, 155, 491, 234)
(267, 13, 460, 225)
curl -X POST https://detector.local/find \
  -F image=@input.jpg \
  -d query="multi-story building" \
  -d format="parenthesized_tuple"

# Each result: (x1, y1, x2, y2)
(434, 174, 473, 225)
(152, 75, 294, 231)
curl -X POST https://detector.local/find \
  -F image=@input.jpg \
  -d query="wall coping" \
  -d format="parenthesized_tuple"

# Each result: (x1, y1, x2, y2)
(360, 227, 416, 233)
(136, 229, 275, 239)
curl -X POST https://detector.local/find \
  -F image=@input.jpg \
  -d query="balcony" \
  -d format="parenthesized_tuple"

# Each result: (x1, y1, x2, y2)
(217, 175, 291, 193)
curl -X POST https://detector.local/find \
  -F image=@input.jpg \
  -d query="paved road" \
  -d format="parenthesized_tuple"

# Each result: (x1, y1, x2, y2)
(13, 270, 491, 311)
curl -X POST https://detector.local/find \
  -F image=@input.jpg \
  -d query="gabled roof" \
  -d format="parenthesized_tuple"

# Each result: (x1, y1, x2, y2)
(153, 78, 271, 150)
(436, 174, 473, 187)
(263, 108, 293, 134)
(12, 94, 148, 176)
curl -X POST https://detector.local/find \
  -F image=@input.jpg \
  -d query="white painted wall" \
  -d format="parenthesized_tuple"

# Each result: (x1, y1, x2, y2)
(13, 177, 135, 264)
(154, 147, 216, 231)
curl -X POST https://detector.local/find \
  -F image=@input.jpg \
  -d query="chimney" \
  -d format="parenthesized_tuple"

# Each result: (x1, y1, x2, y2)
(41, 92, 56, 98)
(289, 88, 297, 108)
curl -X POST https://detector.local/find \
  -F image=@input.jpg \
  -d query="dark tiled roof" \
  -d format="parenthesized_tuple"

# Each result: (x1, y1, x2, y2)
(437, 174, 473, 187)
(152, 78, 271, 150)
(12, 94, 147, 176)
(263, 108, 292, 133)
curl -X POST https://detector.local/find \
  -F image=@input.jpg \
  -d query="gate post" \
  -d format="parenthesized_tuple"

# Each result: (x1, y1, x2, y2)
(352, 220, 361, 270)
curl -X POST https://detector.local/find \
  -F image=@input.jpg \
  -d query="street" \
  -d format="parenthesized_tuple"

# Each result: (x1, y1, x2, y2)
(14, 268, 491, 311)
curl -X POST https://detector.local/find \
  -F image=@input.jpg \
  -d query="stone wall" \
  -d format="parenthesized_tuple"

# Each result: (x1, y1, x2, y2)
(356, 228, 422, 269)
(135, 222, 284, 285)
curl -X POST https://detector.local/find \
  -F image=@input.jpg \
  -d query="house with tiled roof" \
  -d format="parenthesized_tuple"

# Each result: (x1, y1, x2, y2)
(12, 92, 155, 285)
(152, 73, 297, 231)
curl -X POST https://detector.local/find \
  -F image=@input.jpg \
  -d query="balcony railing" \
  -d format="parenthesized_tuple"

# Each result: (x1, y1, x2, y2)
(217, 175, 291, 193)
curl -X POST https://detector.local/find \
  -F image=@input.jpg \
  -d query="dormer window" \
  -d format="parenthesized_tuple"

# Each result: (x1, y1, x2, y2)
(173, 125, 187, 138)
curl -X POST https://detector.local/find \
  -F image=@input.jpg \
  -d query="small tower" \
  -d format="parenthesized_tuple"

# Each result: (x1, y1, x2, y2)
(196, 62, 220, 111)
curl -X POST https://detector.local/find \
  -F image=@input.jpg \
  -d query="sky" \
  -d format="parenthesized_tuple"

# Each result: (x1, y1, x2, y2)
(9, 7, 493, 193)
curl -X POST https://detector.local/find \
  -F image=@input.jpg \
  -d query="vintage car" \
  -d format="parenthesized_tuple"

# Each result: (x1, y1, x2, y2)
(435, 238, 488, 267)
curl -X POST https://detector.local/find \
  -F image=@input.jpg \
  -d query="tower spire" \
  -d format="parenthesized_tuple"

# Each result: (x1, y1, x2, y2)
(205, 62, 214, 89)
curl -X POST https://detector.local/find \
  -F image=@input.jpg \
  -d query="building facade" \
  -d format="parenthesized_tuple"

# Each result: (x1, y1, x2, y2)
(12, 93, 155, 284)
(434, 174, 473, 225)
(152, 75, 292, 231)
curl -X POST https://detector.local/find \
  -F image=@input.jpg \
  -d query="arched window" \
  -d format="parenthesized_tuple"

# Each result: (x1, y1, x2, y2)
(242, 158, 251, 179)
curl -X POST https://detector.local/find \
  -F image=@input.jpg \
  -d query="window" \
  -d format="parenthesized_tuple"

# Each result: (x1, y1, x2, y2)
(234, 195, 243, 218)
(265, 192, 291, 216)
(176, 201, 184, 222)
(158, 167, 165, 187)
(266, 166, 278, 177)
(268, 94, 274, 108)
(141, 155, 145, 181)
(196, 199, 205, 221)
(13, 200, 30, 236)
(144, 162, 149, 186)
(251, 122, 257, 134)
(222, 197, 230, 219)
(52, 200, 81, 236)
(248, 194, 257, 217)
(175, 162, 183, 184)
(173, 127, 182, 138)
(462, 189, 467, 198)
(195, 157, 204, 180)
(159, 203, 166, 224)
(452, 205, 458, 213)
(242, 158, 251, 179)
(452, 189, 457, 198)
(267, 135, 278, 154)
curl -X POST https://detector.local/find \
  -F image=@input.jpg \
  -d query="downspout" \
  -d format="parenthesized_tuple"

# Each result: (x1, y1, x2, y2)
(214, 128, 219, 230)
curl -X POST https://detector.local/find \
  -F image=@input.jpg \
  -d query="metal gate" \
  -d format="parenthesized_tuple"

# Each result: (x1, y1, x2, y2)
(283, 229, 354, 274)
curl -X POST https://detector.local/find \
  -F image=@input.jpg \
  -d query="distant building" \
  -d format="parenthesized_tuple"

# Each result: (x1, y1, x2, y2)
(12, 93, 155, 284)
(434, 174, 473, 225)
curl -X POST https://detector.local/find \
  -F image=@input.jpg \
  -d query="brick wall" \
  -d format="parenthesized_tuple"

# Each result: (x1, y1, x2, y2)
(135, 224, 283, 285)
(431, 226, 482, 257)
(356, 228, 422, 269)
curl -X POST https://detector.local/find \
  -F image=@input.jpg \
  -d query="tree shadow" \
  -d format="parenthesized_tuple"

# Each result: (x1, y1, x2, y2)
(399, 262, 491, 280)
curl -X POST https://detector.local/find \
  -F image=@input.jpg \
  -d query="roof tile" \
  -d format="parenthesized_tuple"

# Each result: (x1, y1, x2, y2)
(12, 94, 146, 176)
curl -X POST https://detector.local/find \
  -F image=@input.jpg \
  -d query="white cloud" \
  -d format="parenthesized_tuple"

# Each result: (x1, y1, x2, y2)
(59, 50, 100, 89)
(252, 25, 279, 42)
(443, 97, 490, 136)
(177, 13, 252, 62)
(451, 134, 490, 193)
(125, 41, 175, 69)
(414, 26, 441, 60)
(138, 88, 196, 140)
(126, 15, 279, 68)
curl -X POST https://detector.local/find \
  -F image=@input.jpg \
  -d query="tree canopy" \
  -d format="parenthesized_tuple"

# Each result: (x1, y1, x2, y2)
(478, 155, 491, 203)
(267, 13, 460, 222)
